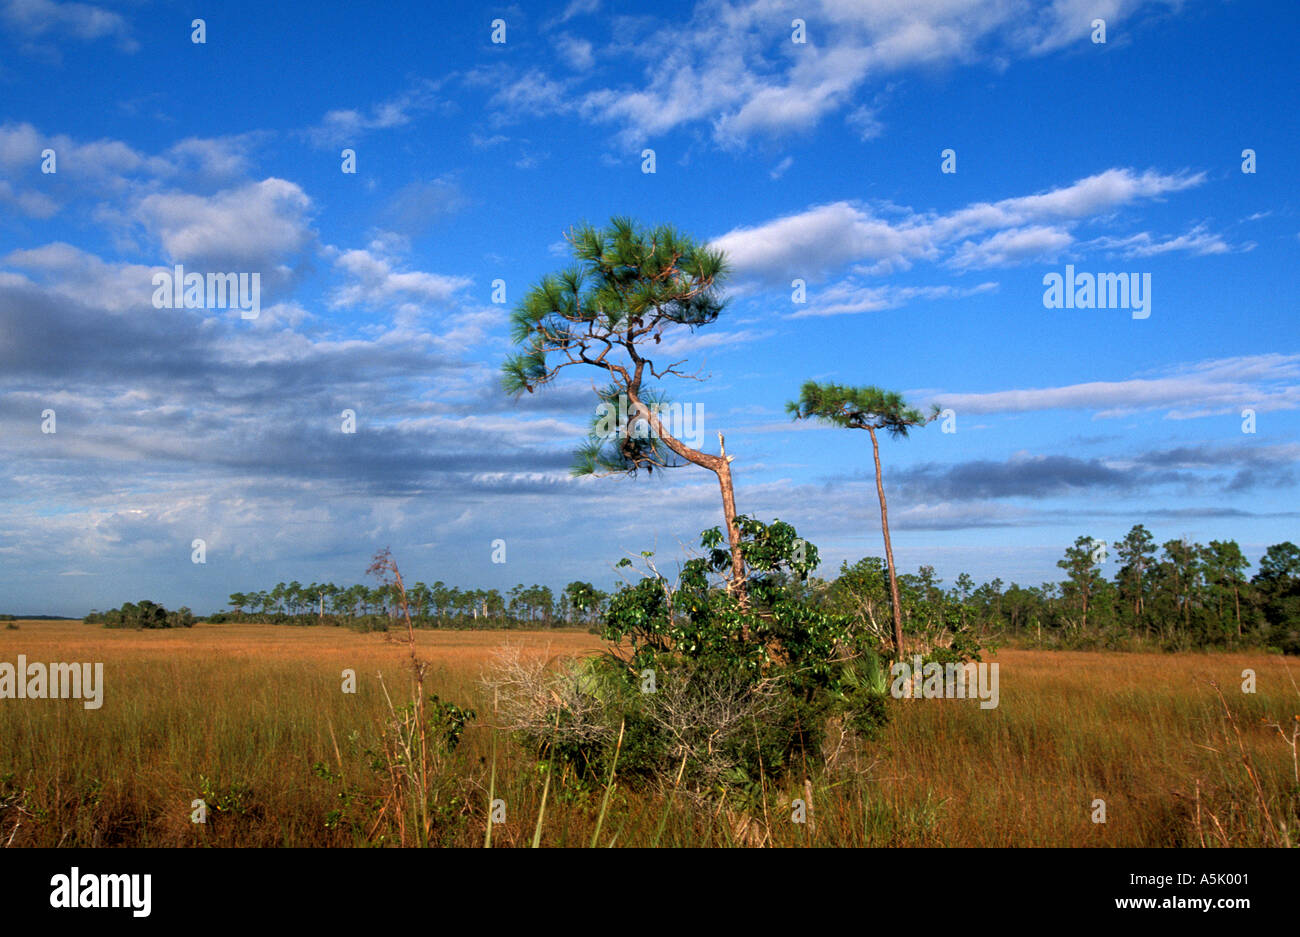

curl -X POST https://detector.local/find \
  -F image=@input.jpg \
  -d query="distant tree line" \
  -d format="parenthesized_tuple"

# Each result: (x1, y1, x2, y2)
(85, 532, 1299, 653)
(86, 600, 196, 629)
(810, 529, 1300, 654)
(208, 580, 610, 631)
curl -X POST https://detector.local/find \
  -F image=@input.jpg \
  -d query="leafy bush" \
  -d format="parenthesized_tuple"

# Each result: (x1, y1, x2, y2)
(87, 600, 195, 629)
(486, 519, 891, 795)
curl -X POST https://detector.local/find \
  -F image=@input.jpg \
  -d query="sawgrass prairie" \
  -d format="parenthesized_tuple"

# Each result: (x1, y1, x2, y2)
(1, 620, 1296, 847)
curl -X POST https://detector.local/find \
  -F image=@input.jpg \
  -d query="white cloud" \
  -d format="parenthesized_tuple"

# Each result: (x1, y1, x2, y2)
(555, 33, 595, 70)
(932, 354, 1300, 418)
(711, 167, 1204, 281)
(845, 105, 884, 141)
(0, 179, 58, 218)
(714, 43, 869, 143)
(303, 79, 443, 147)
(712, 200, 928, 280)
(0, 121, 46, 168)
(163, 135, 260, 182)
(0, 121, 169, 184)
(564, 0, 1184, 147)
(476, 68, 577, 124)
(948, 225, 1073, 269)
(1083, 223, 1244, 258)
(654, 326, 775, 358)
(471, 132, 510, 148)
(330, 247, 471, 309)
(0, 123, 265, 220)
(1, 0, 137, 52)
(134, 178, 315, 266)
(557, 0, 600, 22)
(792, 280, 997, 317)
(1, 242, 157, 312)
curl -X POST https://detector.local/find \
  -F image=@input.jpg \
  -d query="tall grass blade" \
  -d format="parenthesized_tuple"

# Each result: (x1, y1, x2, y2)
(590, 717, 624, 848)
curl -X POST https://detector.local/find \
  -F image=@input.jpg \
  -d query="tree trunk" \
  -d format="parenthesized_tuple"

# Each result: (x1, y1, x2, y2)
(1234, 582, 1241, 637)
(714, 436, 746, 600)
(1135, 559, 1145, 630)
(868, 426, 905, 658)
(625, 389, 747, 604)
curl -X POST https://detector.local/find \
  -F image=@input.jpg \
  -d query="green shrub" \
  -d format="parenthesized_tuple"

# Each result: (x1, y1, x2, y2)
(488, 519, 893, 794)
(87, 600, 195, 629)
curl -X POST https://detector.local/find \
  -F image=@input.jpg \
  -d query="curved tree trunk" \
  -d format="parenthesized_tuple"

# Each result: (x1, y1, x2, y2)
(624, 389, 747, 603)
(868, 426, 905, 657)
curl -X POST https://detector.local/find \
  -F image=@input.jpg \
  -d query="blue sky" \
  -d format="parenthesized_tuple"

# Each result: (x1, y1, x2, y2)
(1, 0, 1297, 616)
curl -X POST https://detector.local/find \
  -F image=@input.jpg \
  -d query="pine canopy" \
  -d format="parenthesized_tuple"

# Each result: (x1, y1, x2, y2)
(501, 216, 730, 398)
(786, 380, 937, 437)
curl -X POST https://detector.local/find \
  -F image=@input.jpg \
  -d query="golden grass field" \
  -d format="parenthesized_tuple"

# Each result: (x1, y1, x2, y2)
(1, 619, 1296, 847)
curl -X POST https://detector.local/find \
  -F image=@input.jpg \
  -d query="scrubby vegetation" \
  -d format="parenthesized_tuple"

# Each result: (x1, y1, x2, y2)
(486, 519, 897, 808)
(207, 580, 599, 631)
(86, 600, 195, 630)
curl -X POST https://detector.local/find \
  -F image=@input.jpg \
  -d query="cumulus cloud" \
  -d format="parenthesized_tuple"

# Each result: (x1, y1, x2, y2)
(0, 123, 276, 234)
(328, 245, 471, 309)
(0, 121, 172, 204)
(2, 242, 158, 312)
(0, 240, 719, 614)
(134, 178, 315, 267)
(712, 200, 929, 281)
(0, 179, 58, 218)
(711, 167, 1204, 282)
(948, 225, 1073, 269)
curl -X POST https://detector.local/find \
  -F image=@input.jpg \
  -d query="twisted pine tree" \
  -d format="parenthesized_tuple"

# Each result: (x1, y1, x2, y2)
(501, 218, 751, 600)
(787, 381, 937, 657)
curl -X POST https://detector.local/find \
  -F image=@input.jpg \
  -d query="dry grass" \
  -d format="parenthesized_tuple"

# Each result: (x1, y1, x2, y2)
(1, 620, 1295, 847)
